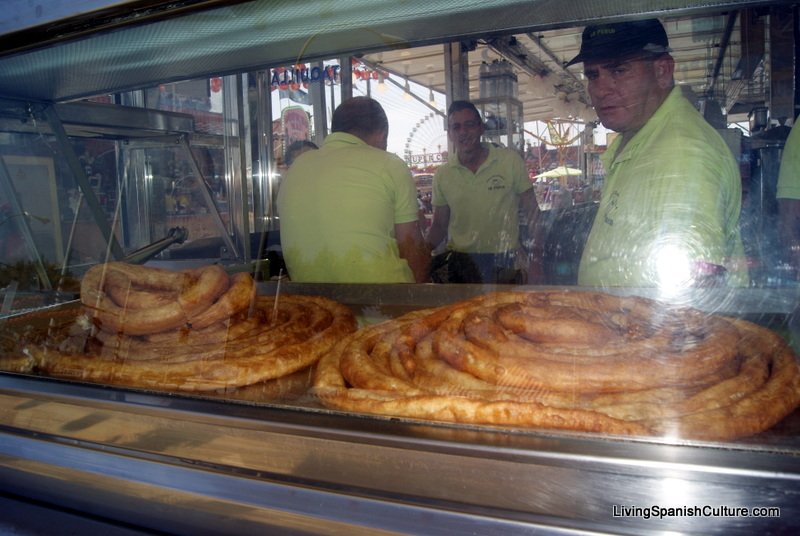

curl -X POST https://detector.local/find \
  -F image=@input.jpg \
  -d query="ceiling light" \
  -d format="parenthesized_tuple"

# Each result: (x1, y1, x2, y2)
(403, 79, 412, 101)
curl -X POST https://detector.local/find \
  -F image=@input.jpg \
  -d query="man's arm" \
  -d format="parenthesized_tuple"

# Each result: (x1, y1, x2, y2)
(396, 220, 431, 283)
(425, 204, 450, 251)
(519, 188, 546, 284)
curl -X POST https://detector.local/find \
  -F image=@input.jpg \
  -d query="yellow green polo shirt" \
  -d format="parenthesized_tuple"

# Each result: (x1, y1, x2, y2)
(277, 132, 419, 283)
(578, 86, 747, 288)
(432, 143, 531, 254)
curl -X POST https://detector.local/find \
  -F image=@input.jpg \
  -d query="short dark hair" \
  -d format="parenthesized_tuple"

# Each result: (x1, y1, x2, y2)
(331, 97, 388, 138)
(447, 100, 482, 123)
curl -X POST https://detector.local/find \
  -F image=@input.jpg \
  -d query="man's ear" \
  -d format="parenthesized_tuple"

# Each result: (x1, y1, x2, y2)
(654, 55, 676, 89)
(364, 129, 388, 150)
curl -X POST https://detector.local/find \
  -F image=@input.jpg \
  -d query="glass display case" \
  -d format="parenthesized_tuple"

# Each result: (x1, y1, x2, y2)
(0, 1, 799, 534)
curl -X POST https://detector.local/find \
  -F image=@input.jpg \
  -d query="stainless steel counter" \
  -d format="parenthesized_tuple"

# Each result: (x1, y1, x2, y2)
(1, 283, 799, 534)
(1, 361, 799, 533)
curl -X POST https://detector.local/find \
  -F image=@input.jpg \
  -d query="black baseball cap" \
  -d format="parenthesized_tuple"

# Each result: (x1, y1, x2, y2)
(566, 19, 670, 66)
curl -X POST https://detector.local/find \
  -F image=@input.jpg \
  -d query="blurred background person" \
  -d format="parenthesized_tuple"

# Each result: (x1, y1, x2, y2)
(284, 139, 318, 168)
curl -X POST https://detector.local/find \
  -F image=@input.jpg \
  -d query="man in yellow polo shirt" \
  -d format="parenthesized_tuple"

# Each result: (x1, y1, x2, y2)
(568, 19, 746, 288)
(426, 100, 544, 284)
(277, 97, 429, 283)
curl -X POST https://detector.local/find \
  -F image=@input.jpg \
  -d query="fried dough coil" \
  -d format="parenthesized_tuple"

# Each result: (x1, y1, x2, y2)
(314, 290, 800, 441)
(2, 293, 356, 393)
(186, 271, 257, 330)
(81, 262, 230, 335)
(1, 262, 357, 394)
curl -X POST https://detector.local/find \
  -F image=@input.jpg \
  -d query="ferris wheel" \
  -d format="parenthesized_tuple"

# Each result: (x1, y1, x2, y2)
(403, 111, 448, 170)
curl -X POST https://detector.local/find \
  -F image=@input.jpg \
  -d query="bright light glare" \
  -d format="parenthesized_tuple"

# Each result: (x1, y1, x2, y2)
(652, 243, 693, 296)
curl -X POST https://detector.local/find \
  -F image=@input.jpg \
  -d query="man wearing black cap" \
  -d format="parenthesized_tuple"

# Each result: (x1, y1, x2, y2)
(570, 19, 747, 288)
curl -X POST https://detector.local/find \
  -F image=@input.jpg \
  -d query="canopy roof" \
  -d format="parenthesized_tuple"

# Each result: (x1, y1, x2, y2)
(0, 0, 776, 125)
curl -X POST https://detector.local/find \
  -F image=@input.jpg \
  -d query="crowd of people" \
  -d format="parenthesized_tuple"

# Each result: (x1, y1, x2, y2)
(276, 18, 799, 289)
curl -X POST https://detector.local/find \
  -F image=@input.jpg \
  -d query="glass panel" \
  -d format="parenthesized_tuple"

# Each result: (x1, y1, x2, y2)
(0, 119, 122, 301)
(0, 2, 798, 453)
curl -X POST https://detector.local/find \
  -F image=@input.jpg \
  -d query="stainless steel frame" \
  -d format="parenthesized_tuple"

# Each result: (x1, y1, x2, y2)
(0, 370, 797, 535)
(0, 0, 777, 103)
(1, 1, 799, 533)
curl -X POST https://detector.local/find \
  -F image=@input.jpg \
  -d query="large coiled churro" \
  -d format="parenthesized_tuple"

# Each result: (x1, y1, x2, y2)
(81, 262, 233, 335)
(1, 293, 355, 392)
(1, 263, 357, 394)
(313, 290, 800, 441)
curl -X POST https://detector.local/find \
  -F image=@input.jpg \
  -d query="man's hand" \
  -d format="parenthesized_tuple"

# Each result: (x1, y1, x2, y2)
(519, 249, 545, 284)
(396, 220, 431, 283)
(425, 204, 450, 252)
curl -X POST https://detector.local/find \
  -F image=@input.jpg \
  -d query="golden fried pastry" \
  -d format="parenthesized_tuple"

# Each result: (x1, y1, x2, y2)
(314, 290, 800, 441)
